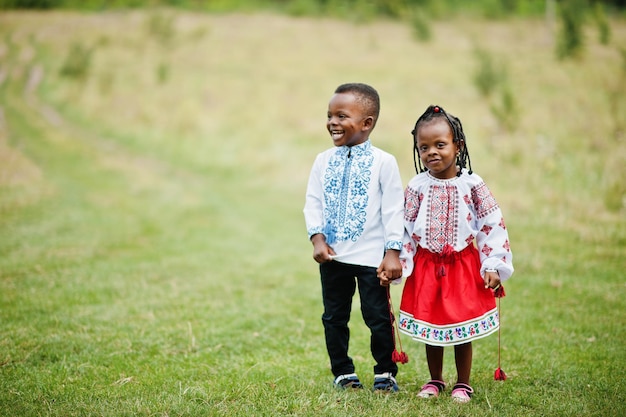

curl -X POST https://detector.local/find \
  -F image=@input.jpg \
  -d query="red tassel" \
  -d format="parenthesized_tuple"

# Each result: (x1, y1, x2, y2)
(387, 288, 409, 364)
(494, 285, 506, 380)
(494, 285, 506, 298)
(392, 350, 409, 364)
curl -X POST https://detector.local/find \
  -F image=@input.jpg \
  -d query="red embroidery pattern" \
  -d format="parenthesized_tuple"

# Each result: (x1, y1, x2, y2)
(404, 186, 421, 221)
(503, 239, 511, 252)
(481, 244, 493, 256)
(403, 241, 415, 254)
(481, 225, 493, 235)
(426, 185, 458, 252)
(471, 182, 499, 219)
(499, 217, 507, 229)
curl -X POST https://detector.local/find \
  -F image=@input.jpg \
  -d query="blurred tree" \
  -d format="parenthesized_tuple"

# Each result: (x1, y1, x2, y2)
(2, 0, 626, 14)
(0, 0, 56, 8)
(593, 1, 612, 44)
(556, 0, 588, 60)
(59, 42, 93, 80)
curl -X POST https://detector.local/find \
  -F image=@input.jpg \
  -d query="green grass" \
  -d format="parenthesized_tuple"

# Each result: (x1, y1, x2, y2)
(1, 9, 625, 417)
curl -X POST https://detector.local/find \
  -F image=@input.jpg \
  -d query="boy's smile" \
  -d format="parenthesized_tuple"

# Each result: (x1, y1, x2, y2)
(327, 93, 373, 147)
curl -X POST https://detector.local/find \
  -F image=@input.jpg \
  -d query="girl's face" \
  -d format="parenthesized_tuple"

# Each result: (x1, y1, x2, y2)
(415, 119, 461, 179)
(327, 93, 373, 148)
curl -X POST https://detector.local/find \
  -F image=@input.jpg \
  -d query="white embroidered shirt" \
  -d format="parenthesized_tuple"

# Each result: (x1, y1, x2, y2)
(401, 170, 514, 280)
(304, 140, 404, 268)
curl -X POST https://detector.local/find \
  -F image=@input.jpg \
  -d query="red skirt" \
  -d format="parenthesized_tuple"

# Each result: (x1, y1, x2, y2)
(398, 244, 499, 346)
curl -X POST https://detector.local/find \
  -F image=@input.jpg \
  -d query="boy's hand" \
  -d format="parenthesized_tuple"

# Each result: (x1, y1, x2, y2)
(377, 249, 401, 286)
(311, 234, 336, 264)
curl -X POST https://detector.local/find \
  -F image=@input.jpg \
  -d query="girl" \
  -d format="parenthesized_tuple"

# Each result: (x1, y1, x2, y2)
(396, 105, 513, 402)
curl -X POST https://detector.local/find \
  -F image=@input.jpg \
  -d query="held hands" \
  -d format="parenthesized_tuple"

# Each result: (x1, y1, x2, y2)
(311, 234, 336, 264)
(376, 250, 402, 287)
(483, 269, 502, 290)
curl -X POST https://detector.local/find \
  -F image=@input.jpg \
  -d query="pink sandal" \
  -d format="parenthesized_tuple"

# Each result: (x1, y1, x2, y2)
(417, 380, 445, 398)
(451, 383, 474, 403)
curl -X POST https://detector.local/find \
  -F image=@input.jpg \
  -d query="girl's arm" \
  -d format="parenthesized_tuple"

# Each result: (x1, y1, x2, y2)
(471, 181, 514, 281)
(400, 183, 421, 278)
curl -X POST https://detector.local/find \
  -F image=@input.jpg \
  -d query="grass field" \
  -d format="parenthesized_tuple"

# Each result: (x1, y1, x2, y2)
(1, 9, 625, 416)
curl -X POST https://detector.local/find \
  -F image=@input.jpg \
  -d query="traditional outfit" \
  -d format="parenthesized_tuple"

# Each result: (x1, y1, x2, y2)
(304, 140, 404, 268)
(399, 170, 513, 347)
(304, 140, 404, 377)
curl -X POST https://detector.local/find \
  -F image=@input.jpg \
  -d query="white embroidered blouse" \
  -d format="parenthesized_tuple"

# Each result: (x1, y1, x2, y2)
(401, 170, 514, 280)
(304, 140, 404, 268)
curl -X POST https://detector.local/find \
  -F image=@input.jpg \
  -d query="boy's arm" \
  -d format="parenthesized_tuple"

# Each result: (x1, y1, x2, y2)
(304, 154, 336, 264)
(377, 155, 405, 285)
(303, 154, 325, 240)
(379, 154, 404, 251)
(311, 233, 336, 264)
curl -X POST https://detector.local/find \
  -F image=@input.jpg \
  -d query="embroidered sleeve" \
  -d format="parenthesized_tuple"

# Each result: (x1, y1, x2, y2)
(401, 184, 421, 277)
(303, 154, 326, 239)
(471, 181, 499, 219)
(404, 185, 421, 222)
(473, 188, 514, 281)
(380, 153, 405, 251)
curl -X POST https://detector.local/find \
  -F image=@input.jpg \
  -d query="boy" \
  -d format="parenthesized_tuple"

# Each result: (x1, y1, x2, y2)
(303, 83, 404, 391)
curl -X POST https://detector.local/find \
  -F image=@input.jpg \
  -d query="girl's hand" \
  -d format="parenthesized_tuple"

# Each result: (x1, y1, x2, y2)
(484, 270, 502, 290)
(377, 271, 391, 287)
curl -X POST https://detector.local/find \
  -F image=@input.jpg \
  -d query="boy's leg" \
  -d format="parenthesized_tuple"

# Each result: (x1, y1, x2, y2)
(320, 261, 357, 376)
(356, 266, 398, 376)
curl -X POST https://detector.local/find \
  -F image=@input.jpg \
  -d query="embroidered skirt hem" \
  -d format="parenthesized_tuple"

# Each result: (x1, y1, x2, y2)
(398, 307, 499, 346)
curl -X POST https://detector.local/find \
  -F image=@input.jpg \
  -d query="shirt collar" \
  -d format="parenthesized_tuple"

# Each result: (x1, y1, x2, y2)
(337, 140, 371, 157)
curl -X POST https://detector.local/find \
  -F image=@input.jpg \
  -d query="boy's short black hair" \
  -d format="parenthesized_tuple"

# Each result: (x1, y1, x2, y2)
(334, 83, 380, 125)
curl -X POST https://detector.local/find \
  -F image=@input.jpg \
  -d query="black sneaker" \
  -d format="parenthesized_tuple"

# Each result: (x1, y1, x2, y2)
(373, 372, 399, 392)
(333, 373, 363, 389)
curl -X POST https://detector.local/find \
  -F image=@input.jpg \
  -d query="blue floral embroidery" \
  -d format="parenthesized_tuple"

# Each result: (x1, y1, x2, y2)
(385, 240, 402, 251)
(323, 142, 373, 244)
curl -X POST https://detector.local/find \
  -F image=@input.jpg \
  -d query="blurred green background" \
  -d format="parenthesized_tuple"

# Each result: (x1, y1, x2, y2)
(1, 1, 625, 416)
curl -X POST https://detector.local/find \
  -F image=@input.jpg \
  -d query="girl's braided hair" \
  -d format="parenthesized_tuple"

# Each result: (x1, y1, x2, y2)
(410, 104, 473, 177)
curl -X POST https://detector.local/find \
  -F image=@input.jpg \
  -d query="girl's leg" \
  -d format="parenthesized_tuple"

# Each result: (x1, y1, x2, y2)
(418, 345, 446, 397)
(454, 342, 472, 384)
(425, 344, 444, 381)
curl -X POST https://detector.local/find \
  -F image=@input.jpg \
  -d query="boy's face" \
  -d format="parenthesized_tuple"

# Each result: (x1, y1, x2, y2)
(326, 93, 373, 147)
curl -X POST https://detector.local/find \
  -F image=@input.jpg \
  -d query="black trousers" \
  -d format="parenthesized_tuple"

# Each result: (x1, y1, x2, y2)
(320, 260, 398, 377)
